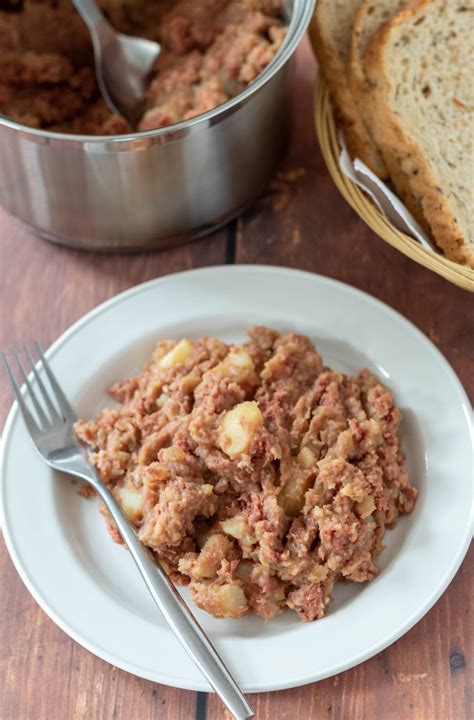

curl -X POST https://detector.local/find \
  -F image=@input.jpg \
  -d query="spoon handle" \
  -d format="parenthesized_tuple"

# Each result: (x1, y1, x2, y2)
(71, 0, 106, 32)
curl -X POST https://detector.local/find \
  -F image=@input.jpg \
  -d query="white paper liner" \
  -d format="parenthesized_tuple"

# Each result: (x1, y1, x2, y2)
(338, 133, 437, 253)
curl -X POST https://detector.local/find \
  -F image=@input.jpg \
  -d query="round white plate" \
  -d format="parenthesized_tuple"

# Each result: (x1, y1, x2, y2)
(1, 266, 472, 692)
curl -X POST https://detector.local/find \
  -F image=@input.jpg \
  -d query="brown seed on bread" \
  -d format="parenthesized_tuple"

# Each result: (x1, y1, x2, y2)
(310, 0, 388, 178)
(363, 0, 474, 268)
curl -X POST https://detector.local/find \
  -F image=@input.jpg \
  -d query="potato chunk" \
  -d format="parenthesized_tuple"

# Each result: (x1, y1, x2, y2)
(308, 565, 329, 583)
(159, 339, 194, 368)
(116, 486, 143, 522)
(193, 534, 232, 579)
(221, 515, 251, 541)
(225, 349, 254, 370)
(214, 584, 248, 617)
(160, 446, 185, 463)
(236, 560, 254, 580)
(279, 458, 315, 517)
(279, 476, 309, 517)
(191, 583, 248, 619)
(214, 348, 255, 375)
(356, 495, 376, 519)
(219, 401, 263, 456)
(298, 447, 316, 468)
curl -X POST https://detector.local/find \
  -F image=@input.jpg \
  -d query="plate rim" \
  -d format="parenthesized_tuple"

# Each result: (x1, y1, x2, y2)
(1, 264, 473, 692)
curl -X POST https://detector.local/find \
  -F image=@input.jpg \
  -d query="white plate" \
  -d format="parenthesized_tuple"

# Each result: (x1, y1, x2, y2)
(1, 266, 472, 693)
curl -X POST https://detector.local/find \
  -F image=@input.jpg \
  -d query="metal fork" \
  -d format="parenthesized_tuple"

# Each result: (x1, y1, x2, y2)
(1, 344, 254, 720)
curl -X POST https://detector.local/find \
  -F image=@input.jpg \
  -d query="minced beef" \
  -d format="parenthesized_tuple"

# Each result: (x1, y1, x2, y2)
(0, 0, 286, 134)
(75, 328, 416, 622)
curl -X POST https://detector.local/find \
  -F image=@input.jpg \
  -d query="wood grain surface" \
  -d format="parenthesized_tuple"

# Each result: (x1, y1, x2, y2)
(0, 39, 472, 720)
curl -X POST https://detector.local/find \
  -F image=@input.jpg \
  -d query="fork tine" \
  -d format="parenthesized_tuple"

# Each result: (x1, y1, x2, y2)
(35, 342, 77, 421)
(24, 345, 62, 423)
(1, 352, 39, 436)
(12, 348, 50, 429)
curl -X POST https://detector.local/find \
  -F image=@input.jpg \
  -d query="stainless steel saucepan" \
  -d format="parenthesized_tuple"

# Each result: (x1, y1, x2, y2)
(0, 0, 315, 251)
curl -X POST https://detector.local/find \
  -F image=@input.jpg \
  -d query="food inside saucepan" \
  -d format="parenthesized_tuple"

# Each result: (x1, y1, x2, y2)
(0, 0, 287, 135)
(75, 327, 417, 622)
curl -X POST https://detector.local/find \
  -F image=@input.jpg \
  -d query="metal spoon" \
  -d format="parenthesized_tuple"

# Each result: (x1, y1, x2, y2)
(72, 0, 161, 126)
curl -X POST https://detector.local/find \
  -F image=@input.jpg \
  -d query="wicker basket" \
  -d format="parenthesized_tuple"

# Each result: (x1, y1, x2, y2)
(314, 78, 474, 292)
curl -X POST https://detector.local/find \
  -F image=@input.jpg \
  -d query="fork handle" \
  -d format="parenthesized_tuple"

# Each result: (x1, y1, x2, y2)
(92, 480, 254, 720)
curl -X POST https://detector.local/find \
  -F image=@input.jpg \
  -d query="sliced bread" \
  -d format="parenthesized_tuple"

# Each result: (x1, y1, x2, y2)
(350, 0, 408, 100)
(310, 0, 388, 178)
(363, 0, 474, 267)
(349, 0, 428, 230)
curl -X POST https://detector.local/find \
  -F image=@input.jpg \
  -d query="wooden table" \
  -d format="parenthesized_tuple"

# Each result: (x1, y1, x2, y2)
(1, 41, 472, 720)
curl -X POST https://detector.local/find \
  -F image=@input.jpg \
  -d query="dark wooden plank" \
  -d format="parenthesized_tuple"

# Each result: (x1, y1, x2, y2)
(0, 539, 199, 720)
(0, 213, 226, 386)
(207, 38, 473, 720)
(0, 210, 227, 720)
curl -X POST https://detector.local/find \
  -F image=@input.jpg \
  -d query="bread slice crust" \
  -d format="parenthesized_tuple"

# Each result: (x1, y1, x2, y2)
(363, 0, 474, 267)
(349, 0, 430, 230)
(310, 0, 388, 178)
